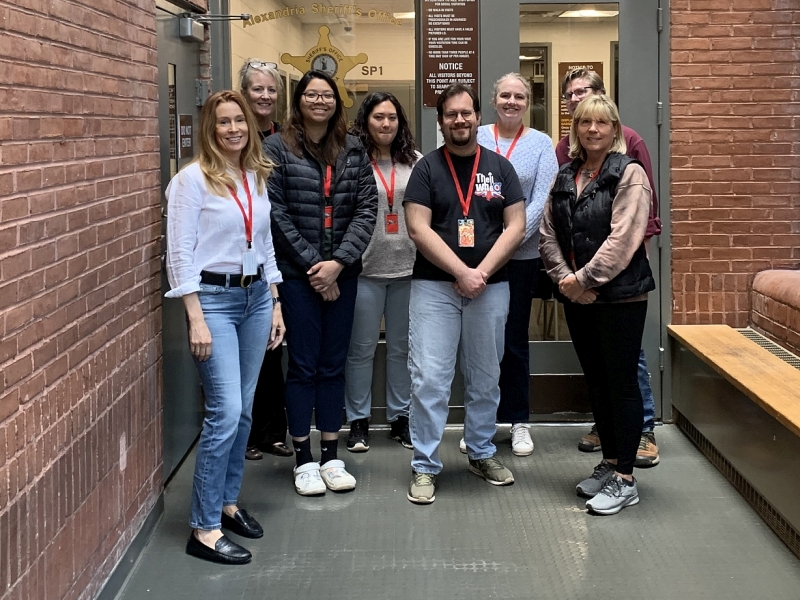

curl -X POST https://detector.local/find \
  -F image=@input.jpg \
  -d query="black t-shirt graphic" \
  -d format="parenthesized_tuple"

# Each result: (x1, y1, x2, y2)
(403, 144, 524, 284)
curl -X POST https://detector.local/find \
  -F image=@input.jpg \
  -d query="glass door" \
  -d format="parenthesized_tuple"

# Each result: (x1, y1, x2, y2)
(515, 0, 662, 419)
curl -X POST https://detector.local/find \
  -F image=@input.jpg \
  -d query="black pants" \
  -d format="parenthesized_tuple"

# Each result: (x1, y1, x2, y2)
(563, 300, 647, 475)
(248, 344, 288, 448)
(497, 258, 541, 423)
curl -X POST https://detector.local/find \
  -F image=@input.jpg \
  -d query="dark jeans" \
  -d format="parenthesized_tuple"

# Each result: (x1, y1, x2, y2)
(280, 277, 358, 437)
(248, 344, 288, 448)
(497, 258, 541, 424)
(563, 300, 647, 475)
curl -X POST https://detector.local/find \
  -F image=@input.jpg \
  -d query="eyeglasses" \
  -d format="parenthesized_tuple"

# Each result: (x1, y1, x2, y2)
(246, 61, 278, 70)
(442, 110, 475, 121)
(302, 92, 336, 102)
(562, 86, 593, 101)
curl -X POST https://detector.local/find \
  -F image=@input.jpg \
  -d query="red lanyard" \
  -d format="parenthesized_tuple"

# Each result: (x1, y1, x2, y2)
(228, 170, 253, 248)
(493, 124, 524, 159)
(444, 146, 482, 218)
(323, 164, 332, 198)
(371, 158, 396, 211)
(270, 123, 275, 135)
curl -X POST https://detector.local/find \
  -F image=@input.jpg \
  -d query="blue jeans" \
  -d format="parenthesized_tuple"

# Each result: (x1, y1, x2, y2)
(280, 277, 358, 437)
(345, 276, 412, 423)
(639, 348, 656, 431)
(190, 280, 272, 530)
(498, 259, 541, 424)
(408, 280, 510, 474)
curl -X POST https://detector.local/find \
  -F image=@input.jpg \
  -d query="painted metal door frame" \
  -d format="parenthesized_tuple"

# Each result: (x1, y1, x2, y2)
(156, 1, 205, 479)
(416, 0, 667, 419)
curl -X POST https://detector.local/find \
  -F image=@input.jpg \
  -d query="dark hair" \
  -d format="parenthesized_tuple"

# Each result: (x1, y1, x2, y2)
(351, 92, 417, 167)
(281, 70, 348, 165)
(436, 84, 481, 120)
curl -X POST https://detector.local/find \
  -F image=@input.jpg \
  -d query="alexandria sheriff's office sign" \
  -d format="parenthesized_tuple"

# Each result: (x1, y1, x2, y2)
(242, 4, 405, 28)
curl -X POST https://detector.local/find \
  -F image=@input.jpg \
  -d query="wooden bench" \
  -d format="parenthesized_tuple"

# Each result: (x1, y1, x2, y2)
(669, 324, 800, 557)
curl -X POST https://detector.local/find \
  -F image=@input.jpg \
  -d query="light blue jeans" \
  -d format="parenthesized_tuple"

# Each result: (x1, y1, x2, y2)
(408, 280, 510, 475)
(639, 348, 656, 431)
(190, 279, 272, 530)
(345, 276, 412, 423)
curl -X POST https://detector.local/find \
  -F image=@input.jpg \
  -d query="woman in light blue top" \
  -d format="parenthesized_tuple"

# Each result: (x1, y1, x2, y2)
(475, 73, 559, 456)
(165, 90, 284, 565)
(344, 92, 421, 453)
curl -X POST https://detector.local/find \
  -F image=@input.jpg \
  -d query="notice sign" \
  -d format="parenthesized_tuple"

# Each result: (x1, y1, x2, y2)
(422, 0, 480, 107)
(557, 62, 603, 138)
(179, 115, 194, 160)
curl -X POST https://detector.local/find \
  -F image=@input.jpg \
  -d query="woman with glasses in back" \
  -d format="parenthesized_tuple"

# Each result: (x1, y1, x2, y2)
(343, 92, 421, 453)
(166, 90, 284, 564)
(263, 70, 377, 496)
(237, 59, 294, 461)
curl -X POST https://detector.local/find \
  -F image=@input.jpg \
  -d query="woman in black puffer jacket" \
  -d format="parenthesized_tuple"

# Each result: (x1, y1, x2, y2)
(263, 70, 377, 496)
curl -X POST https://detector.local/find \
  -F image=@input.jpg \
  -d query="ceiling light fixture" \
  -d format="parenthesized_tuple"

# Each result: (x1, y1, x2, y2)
(559, 9, 619, 18)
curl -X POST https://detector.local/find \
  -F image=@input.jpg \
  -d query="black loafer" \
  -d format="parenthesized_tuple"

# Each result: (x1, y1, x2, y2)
(221, 509, 264, 539)
(186, 533, 251, 565)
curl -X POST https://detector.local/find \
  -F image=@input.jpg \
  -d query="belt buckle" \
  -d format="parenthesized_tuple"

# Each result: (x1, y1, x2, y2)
(240, 274, 254, 289)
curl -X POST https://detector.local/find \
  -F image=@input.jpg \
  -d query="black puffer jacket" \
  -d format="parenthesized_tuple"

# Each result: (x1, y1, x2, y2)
(264, 133, 378, 280)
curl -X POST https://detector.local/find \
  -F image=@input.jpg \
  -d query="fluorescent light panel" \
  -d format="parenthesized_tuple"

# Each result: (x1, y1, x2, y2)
(559, 9, 618, 18)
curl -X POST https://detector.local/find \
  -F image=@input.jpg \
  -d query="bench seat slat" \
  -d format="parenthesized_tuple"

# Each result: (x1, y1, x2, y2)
(668, 325, 800, 437)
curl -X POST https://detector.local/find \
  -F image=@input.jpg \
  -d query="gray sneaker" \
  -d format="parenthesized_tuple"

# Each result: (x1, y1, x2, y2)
(407, 472, 436, 504)
(576, 461, 615, 497)
(585, 474, 639, 515)
(468, 456, 514, 486)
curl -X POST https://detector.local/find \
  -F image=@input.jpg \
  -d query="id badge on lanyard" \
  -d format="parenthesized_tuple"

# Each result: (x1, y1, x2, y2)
(229, 172, 258, 276)
(444, 147, 481, 248)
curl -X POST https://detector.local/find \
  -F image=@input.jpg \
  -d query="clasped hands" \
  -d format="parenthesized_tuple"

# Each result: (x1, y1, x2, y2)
(308, 260, 344, 301)
(452, 267, 489, 299)
(559, 273, 597, 305)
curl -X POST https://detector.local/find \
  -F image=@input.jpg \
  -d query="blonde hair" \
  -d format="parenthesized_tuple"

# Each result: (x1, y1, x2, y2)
(492, 72, 531, 103)
(195, 90, 274, 196)
(238, 59, 285, 99)
(568, 95, 627, 160)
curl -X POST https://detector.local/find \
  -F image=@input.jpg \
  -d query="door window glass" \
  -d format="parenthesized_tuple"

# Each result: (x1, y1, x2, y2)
(520, 3, 619, 341)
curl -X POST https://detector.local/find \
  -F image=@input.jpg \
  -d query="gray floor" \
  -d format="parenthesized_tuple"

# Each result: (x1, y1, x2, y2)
(116, 425, 800, 600)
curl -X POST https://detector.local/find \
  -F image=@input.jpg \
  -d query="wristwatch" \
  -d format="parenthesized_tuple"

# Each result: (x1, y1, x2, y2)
(272, 296, 281, 306)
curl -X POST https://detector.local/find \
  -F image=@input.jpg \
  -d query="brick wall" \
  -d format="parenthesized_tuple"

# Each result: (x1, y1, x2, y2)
(0, 0, 203, 598)
(670, 0, 800, 327)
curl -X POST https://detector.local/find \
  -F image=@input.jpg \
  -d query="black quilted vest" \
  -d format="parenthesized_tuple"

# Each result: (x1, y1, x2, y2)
(550, 153, 655, 302)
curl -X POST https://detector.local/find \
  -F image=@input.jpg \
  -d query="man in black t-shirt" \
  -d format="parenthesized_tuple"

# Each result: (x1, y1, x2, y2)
(402, 84, 525, 505)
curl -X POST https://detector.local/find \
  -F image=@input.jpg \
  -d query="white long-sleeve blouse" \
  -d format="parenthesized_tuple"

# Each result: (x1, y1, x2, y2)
(165, 162, 282, 298)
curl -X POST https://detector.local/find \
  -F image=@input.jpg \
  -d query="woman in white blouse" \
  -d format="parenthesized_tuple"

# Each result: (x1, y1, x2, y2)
(165, 90, 284, 565)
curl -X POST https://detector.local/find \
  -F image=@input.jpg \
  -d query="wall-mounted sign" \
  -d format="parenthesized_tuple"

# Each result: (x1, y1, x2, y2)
(557, 62, 604, 138)
(281, 26, 368, 108)
(178, 115, 194, 159)
(242, 5, 405, 29)
(421, 0, 480, 107)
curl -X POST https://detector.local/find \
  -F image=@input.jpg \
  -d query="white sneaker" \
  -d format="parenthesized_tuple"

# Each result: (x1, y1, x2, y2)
(459, 437, 467, 454)
(510, 423, 534, 456)
(319, 459, 356, 491)
(293, 462, 326, 496)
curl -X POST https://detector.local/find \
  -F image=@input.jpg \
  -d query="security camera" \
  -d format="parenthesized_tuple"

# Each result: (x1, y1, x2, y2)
(344, 25, 352, 32)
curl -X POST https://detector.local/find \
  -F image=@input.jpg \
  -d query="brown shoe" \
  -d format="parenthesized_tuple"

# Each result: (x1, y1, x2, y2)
(245, 446, 263, 460)
(263, 442, 293, 457)
(634, 431, 660, 468)
(578, 424, 602, 452)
